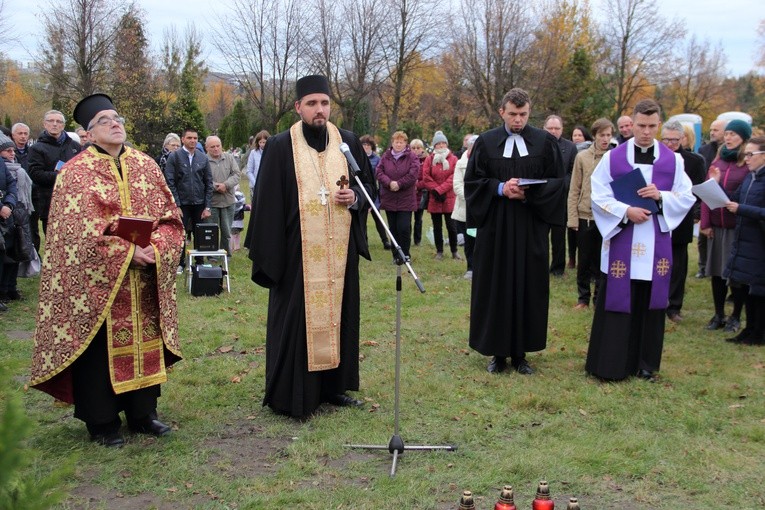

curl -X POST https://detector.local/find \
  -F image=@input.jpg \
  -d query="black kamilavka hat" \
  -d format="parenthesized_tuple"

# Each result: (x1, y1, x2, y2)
(73, 93, 116, 128)
(295, 75, 331, 100)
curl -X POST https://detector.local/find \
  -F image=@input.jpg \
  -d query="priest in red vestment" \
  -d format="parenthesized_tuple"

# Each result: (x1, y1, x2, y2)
(30, 94, 185, 447)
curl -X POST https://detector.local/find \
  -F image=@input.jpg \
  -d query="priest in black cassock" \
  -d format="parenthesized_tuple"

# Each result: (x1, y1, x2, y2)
(465, 88, 566, 375)
(247, 75, 375, 418)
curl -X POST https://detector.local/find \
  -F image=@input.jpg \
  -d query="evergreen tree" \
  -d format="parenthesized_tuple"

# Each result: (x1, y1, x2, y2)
(221, 99, 250, 149)
(109, 7, 166, 154)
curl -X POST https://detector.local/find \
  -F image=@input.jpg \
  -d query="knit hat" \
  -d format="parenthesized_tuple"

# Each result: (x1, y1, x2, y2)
(0, 133, 14, 152)
(431, 130, 448, 147)
(725, 119, 752, 141)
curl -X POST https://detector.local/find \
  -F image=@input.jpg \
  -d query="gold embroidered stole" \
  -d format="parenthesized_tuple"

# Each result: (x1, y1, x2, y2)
(291, 122, 351, 371)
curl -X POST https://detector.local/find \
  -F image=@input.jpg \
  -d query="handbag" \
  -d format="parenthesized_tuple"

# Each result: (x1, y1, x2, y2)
(18, 248, 41, 278)
(11, 203, 34, 263)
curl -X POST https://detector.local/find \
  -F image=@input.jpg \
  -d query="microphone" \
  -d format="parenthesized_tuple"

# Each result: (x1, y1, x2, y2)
(339, 143, 362, 175)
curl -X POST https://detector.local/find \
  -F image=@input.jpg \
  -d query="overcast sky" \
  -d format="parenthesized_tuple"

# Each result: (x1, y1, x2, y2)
(4, 0, 762, 78)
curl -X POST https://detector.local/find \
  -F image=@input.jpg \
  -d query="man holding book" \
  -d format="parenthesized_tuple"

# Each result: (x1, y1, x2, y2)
(30, 94, 185, 447)
(585, 99, 695, 382)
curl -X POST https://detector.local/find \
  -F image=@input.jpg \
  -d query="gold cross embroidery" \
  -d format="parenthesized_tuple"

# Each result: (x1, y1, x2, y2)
(632, 243, 647, 257)
(610, 260, 627, 278)
(656, 258, 671, 276)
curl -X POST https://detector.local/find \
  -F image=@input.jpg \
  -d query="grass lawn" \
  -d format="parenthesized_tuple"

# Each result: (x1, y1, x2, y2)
(1, 215, 764, 509)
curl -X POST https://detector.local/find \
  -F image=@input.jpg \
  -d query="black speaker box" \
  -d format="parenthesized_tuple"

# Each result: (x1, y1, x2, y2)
(194, 223, 219, 251)
(191, 265, 223, 296)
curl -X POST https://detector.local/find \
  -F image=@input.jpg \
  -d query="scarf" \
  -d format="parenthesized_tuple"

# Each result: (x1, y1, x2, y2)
(391, 148, 405, 160)
(720, 145, 741, 162)
(432, 148, 450, 170)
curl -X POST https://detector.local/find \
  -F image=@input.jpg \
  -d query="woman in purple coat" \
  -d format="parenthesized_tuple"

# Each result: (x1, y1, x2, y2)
(375, 131, 420, 259)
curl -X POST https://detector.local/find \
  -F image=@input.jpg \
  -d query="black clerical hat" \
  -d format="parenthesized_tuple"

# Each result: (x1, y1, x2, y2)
(73, 93, 116, 129)
(295, 75, 331, 100)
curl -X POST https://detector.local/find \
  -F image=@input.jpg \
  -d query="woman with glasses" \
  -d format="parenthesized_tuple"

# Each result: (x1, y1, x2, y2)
(721, 136, 765, 345)
(156, 133, 181, 172)
(699, 120, 751, 333)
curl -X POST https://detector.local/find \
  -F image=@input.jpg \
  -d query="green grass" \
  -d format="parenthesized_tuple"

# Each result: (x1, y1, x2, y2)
(1, 216, 764, 509)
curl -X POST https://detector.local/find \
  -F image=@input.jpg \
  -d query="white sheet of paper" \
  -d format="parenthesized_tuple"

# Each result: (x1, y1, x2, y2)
(692, 178, 729, 210)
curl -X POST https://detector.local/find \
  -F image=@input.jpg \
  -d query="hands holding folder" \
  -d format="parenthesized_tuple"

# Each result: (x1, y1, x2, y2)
(610, 169, 662, 224)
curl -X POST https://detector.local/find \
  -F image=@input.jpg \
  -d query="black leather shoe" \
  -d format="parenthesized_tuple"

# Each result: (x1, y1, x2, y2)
(666, 311, 682, 323)
(706, 314, 726, 330)
(511, 358, 534, 375)
(0, 302, 7, 312)
(726, 328, 753, 344)
(130, 418, 171, 437)
(91, 432, 125, 448)
(636, 369, 657, 382)
(487, 356, 507, 374)
(723, 316, 740, 333)
(326, 393, 364, 407)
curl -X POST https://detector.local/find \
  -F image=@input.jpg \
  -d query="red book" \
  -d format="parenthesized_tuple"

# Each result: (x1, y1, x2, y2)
(114, 216, 153, 247)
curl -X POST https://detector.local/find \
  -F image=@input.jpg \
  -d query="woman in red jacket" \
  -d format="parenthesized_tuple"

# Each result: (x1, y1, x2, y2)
(700, 119, 751, 332)
(423, 131, 460, 260)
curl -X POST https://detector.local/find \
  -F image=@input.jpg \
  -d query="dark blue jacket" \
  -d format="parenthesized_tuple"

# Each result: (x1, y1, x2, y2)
(1, 159, 18, 238)
(163, 147, 213, 208)
(725, 166, 765, 296)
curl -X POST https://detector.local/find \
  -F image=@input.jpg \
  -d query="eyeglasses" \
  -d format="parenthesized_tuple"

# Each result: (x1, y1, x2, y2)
(743, 151, 765, 158)
(661, 138, 681, 144)
(88, 115, 125, 130)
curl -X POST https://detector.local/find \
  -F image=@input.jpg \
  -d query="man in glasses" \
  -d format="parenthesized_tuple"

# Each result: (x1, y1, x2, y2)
(28, 110, 81, 236)
(659, 120, 705, 323)
(30, 94, 185, 448)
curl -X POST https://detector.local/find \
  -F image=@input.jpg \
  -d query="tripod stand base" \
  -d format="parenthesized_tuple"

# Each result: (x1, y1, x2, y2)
(345, 435, 456, 476)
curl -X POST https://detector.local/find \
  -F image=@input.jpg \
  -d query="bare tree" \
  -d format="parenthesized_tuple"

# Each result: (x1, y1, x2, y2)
(454, 0, 534, 125)
(376, 0, 444, 134)
(307, 0, 390, 131)
(212, 0, 304, 132)
(660, 36, 727, 114)
(597, 0, 685, 117)
(756, 19, 765, 69)
(37, 0, 126, 107)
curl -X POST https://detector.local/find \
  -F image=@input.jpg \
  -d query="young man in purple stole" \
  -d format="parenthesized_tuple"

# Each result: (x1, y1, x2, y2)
(585, 99, 695, 381)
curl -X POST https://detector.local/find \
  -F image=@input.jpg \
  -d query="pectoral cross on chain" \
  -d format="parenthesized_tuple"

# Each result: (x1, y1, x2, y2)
(317, 185, 330, 206)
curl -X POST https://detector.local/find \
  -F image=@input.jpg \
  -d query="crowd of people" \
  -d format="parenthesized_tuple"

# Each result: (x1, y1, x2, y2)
(2, 76, 763, 443)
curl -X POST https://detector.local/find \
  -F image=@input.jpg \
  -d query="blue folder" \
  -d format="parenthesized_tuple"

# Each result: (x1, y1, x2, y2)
(610, 168, 659, 213)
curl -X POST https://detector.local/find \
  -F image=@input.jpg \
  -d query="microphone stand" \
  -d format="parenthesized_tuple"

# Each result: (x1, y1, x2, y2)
(340, 144, 456, 476)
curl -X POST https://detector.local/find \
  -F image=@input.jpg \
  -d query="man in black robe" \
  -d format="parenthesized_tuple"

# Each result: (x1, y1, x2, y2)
(660, 120, 706, 322)
(465, 88, 566, 375)
(247, 75, 375, 418)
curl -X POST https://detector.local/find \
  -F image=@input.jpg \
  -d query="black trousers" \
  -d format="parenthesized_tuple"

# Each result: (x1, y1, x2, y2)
(586, 276, 666, 380)
(180, 203, 207, 267)
(385, 210, 413, 258)
(576, 219, 601, 305)
(697, 232, 707, 273)
(550, 224, 566, 273)
(71, 324, 160, 435)
(667, 242, 689, 314)
(430, 212, 458, 254)
(372, 209, 389, 247)
(453, 219, 475, 270)
(412, 208, 424, 245)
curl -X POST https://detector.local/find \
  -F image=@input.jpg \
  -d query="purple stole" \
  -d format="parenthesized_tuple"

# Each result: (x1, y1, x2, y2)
(605, 143, 675, 313)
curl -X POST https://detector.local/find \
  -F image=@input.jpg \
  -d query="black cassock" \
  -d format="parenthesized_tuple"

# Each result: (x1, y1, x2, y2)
(465, 125, 565, 359)
(247, 123, 374, 418)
